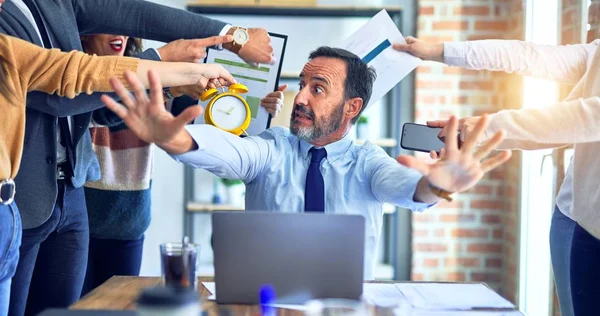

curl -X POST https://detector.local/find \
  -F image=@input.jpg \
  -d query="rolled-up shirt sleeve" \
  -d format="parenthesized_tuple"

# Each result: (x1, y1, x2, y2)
(365, 147, 434, 212)
(171, 125, 276, 183)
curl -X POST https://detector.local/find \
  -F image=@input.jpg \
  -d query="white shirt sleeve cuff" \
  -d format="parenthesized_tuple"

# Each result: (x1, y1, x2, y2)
(443, 42, 468, 67)
(407, 174, 438, 212)
(216, 24, 233, 50)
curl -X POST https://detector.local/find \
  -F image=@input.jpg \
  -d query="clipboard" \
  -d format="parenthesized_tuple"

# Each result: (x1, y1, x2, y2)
(197, 32, 288, 136)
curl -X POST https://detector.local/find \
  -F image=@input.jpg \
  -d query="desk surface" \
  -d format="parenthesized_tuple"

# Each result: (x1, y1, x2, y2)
(70, 276, 313, 315)
(71, 276, 521, 315)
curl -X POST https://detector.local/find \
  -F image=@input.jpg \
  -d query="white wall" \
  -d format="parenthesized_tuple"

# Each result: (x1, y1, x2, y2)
(140, 0, 404, 277)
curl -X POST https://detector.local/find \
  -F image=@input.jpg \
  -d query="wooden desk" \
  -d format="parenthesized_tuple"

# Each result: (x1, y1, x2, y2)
(72, 276, 521, 315)
(71, 276, 313, 315)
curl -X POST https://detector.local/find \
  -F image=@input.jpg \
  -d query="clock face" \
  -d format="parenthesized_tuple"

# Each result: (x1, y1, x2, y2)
(210, 96, 248, 131)
(233, 29, 249, 45)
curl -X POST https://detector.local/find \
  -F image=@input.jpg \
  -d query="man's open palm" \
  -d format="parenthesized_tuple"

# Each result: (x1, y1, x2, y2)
(101, 70, 201, 145)
(397, 115, 512, 193)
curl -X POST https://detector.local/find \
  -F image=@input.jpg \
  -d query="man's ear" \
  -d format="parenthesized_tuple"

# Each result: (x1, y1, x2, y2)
(346, 97, 363, 121)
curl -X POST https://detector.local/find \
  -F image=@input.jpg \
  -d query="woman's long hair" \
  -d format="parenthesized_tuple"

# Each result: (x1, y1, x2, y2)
(124, 38, 143, 57)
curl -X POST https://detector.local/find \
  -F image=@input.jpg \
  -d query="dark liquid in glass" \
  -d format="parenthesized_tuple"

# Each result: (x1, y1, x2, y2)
(161, 250, 197, 289)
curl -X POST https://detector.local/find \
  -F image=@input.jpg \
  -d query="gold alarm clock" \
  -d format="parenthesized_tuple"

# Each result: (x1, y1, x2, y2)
(200, 83, 251, 136)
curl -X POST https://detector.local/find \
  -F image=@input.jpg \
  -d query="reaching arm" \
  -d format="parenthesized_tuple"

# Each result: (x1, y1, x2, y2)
(93, 48, 162, 126)
(486, 96, 600, 145)
(169, 125, 276, 183)
(4, 33, 138, 99)
(72, 0, 274, 65)
(428, 95, 592, 150)
(493, 139, 568, 150)
(3, 34, 233, 116)
(367, 149, 436, 210)
(17, 37, 162, 118)
(73, 0, 226, 43)
(395, 37, 598, 84)
(443, 40, 597, 84)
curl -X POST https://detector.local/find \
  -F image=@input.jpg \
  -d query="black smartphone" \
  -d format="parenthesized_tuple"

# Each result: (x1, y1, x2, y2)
(401, 123, 445, 153)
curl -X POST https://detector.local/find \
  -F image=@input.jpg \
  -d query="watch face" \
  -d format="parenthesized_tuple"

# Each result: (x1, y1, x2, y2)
(210, 96, 248, 131)
(233, 29, 249, 45)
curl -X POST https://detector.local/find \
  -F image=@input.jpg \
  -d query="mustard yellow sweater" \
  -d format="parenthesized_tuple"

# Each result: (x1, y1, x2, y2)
(0, 33, 139, 180)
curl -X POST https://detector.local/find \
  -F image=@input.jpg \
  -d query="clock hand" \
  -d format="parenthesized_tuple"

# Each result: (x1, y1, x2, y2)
(226, 106, 236, 115)
(216, 109, 229, 114)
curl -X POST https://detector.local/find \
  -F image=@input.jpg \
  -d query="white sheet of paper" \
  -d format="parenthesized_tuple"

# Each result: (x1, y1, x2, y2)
(395, 283, 515, 310)
(412, 312, 523, 316)
(338, 9, 421, 110)
(201, 282, 307, 311)
(362, 283, 406, 307)
(203, 281, 216, 300)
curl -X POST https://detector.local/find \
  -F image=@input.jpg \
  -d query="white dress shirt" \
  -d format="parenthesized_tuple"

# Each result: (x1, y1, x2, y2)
(173, 125, 432, 279)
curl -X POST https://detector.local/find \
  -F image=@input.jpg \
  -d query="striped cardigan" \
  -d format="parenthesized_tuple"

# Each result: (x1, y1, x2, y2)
(84, 95, 197, 240)
(84, 120, 153, 240)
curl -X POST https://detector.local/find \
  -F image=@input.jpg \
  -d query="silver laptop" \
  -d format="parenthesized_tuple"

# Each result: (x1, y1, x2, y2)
(212, 212, 365, 304)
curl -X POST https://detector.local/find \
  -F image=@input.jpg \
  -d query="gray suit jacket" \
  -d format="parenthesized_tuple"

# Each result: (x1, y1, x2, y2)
(0, 0, 227, 229)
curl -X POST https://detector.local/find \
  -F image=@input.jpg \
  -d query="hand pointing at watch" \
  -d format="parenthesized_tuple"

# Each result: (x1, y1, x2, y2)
(223, 27, 275, 66)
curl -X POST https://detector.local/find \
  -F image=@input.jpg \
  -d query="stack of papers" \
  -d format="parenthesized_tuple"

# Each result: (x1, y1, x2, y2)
(395, 283, 515, 311)
(362, 283, 518, 314)
(413, 312, 523, 316)
(204, 282, 519, 314)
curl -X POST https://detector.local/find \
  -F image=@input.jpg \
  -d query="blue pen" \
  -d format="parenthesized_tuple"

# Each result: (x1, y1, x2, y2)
(260, 284, 276, 316)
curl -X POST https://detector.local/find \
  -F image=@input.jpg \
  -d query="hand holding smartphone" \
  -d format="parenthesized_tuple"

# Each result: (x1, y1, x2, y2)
(401, 123, 460, 154)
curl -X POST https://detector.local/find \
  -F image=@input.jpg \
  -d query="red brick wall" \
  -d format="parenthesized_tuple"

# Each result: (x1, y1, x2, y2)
(562, 0, 583, 45)
(413, 0, 525, 303)
(589, 0, 600, 42)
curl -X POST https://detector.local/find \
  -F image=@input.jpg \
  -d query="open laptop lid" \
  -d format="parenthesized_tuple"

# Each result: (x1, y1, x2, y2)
(212, 212, 365, 304)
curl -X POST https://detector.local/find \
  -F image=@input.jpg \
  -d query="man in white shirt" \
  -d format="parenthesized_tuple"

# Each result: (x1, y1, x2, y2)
(100, 46, 513, 280)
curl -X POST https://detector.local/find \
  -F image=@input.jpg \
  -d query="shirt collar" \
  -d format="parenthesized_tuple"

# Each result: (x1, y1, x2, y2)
(299, 132, 354, 163)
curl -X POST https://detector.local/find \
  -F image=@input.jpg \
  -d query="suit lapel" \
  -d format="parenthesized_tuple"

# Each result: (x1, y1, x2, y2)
(32, 0, 81, 50)
(32, 0, 87, 146)
(3, 1, 92, 149)
(1, 1, 44, 46)
(72, 114, 92, 146)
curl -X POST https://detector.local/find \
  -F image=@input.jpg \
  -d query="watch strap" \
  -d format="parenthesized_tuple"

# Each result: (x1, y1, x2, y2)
(428, 182, 454, 202)
(163, 87, 175, 101)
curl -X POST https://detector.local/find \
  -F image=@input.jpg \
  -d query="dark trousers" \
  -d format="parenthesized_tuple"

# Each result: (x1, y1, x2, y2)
(81, 236, 144, 296)
(570, 223, 600, 316)
(9, 181, 89, 316)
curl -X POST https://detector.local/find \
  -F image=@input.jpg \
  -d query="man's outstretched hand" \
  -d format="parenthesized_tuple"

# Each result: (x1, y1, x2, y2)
(397, 115, 512, 195)
(101, 70, 200, 155)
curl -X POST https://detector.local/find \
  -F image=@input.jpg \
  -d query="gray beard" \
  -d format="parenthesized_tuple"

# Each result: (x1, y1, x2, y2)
(290, 102, 345, 142)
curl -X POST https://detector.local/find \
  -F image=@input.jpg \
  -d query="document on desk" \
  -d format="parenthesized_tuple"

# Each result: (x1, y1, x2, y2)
(412, 312, 523, 316)
(395, 283, 515, 310)
(362, 283, 406, 307)
(338, 9, 421, 110)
